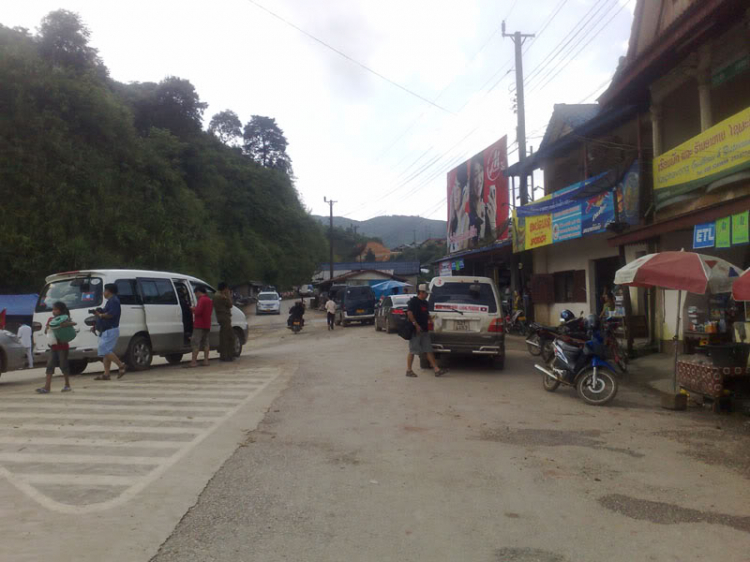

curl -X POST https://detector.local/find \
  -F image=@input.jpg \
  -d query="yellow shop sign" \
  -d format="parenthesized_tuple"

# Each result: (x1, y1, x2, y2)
(525, 214, 552, 250)
(653, 106, 750, 208)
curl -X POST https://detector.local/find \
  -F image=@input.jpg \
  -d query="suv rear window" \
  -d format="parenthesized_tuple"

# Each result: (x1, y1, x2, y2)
(345, 287, 375, 303)
(36, 277, 103, 312)
(429, 282, 498, 313)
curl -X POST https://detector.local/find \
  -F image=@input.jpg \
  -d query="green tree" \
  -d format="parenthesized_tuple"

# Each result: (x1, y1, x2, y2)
(365, 248, 376, 262)
(0, 16, 327, 293)
(208, 110, 242, 145)
(37, 9, 103, 73)
(243, 115, 292, 174)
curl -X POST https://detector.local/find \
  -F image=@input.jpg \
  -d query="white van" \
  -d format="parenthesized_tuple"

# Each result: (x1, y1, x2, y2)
(426, 276, 506, 370)
(32, 269, 249, 373)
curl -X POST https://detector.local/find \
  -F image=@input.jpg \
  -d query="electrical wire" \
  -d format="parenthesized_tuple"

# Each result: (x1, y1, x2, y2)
(244, 0, 454, 115)
(520, 0, 615, 92)
(529, 0, 633, 95)
(527, 0, 620, 94)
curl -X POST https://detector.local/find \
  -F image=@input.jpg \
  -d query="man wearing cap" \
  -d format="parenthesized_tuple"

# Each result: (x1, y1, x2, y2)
(189, 286, 213, 368)
(406, 284, 446, 378)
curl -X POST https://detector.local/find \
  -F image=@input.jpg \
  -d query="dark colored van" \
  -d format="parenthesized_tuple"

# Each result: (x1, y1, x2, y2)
(336, 285, 377, 327)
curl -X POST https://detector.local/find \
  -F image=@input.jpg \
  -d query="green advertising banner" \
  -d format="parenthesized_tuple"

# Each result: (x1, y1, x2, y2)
(716, 216, 731, 248)
(732, 211, 749, 245)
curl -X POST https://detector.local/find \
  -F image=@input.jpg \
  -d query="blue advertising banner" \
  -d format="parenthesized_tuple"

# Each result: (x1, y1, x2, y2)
(693, 222, 716, 249)
(515, 171, 609, 217)
(581, 191, 614, 235)
(552, 205, 582, 242)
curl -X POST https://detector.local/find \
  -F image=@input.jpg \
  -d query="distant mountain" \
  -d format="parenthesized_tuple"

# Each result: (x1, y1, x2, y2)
(312, 215, 447, 249)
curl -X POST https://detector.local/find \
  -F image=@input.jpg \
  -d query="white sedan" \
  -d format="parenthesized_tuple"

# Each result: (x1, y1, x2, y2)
(256, 292, 282, 315)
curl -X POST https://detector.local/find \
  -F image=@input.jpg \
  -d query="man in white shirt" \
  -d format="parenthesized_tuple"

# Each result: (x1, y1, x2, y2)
(325, 298, 337, 331)
(16, 324, 33, 368)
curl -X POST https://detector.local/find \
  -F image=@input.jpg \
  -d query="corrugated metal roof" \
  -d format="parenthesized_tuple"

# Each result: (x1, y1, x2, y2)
(318, 262, 421, 275)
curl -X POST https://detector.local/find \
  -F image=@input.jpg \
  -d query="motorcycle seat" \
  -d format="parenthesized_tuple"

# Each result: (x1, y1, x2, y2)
(557, 340, 580, 353)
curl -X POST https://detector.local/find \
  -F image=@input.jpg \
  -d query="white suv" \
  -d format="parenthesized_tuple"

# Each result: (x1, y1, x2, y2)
(426, 276, 505, 370)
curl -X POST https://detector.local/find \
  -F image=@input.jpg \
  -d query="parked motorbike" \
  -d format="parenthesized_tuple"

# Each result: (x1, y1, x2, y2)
(525, 310, 587, 363)
(525, 323, 558, 363)
(504, 308, 528, 335)
(534, 315, 619, 406)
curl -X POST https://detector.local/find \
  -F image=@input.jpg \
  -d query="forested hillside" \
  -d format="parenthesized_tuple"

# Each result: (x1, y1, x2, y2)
(0, 11, 326, 293)
(313, 215, 446, 248)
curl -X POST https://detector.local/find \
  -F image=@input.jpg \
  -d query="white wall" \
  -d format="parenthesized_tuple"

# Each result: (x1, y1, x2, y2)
(533, 234, 620, 324)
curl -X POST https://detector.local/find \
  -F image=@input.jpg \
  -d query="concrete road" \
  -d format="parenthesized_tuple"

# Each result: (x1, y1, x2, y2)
(149, 314, 750, 562)
(3, 310, 750, 562)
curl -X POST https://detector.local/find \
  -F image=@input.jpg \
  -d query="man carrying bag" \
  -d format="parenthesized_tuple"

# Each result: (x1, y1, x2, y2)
(405, 284, 446, 378)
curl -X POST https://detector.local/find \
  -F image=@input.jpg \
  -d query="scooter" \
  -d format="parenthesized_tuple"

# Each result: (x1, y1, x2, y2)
(534, 331, 619, 406)
(504, 307, 528, 336)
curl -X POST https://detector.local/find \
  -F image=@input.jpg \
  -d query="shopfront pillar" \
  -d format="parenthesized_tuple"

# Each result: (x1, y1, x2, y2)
(697, 45, 713, 132)
(698, 73, 713, 132)
(650, 104, 663, 157)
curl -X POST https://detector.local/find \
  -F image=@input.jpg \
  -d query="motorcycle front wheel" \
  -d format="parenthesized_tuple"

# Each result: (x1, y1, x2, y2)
(526, 333, 542, 356)
(577, 367, 618, 406)
(542, 372, 561, 392)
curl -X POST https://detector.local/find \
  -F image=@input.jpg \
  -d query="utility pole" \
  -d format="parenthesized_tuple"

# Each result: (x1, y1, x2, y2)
(502, 22, 534, 206)
(323, 197, 337, 282)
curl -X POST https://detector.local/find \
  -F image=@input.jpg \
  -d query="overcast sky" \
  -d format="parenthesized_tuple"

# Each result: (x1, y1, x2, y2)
(5, 0, 635, 222)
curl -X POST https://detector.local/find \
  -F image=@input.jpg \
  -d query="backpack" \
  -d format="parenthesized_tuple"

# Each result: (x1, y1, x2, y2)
(398, 321, 414, 341)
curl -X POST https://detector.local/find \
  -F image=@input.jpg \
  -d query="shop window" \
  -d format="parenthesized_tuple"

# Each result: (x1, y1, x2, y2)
(554, 270, 587, 303)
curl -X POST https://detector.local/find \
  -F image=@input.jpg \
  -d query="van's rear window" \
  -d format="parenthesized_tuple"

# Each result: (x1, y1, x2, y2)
(429, 283, 497, 313)
(36, 277, 103, 312)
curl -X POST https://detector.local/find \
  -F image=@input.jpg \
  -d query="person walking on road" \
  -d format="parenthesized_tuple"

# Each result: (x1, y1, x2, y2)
(93, 283, 127, 380)
(36, 302, 76, 393)
(214, 282, 234, 362)
(17, 323, 33, 368)
(325, 297, 337, 330)
(405, 284, 446, 378)
(188, 285, 213, 367)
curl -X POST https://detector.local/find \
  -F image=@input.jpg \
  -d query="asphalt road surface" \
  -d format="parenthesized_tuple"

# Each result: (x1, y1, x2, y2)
(2, 308, 750, 562)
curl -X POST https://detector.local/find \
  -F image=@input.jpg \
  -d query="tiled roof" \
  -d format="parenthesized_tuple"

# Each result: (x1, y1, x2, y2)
(539, 104, 601, 151)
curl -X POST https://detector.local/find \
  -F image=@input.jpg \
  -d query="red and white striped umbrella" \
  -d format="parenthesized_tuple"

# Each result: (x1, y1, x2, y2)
(614, 251, 742, 294)
(732, 269, 750, 301)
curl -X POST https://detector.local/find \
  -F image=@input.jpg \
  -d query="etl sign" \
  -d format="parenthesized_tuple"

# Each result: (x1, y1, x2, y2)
(693, 222, 716, 249)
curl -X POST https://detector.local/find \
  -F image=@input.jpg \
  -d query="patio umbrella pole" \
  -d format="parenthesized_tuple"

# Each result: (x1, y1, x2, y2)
(673, 290, 682, 394)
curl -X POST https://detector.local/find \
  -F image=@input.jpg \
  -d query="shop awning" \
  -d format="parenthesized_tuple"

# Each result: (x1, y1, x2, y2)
(433, 240, 511, 265)
(607, 195, 750, 247)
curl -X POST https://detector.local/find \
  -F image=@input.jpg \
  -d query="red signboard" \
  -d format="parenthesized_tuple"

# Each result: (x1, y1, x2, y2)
(447, 136, 509, 253)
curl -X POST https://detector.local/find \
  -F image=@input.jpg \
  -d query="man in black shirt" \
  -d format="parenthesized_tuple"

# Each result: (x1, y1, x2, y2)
(406, 284, 446, 378)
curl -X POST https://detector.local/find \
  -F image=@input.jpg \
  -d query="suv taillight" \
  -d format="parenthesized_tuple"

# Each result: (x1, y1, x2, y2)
(392, 309, 405, 315)
(428, 318, 434, 332)
(489, 318, 504, 333)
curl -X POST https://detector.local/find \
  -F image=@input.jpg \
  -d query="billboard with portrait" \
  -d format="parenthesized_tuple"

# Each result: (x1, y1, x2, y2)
(447, 136, 509, 253)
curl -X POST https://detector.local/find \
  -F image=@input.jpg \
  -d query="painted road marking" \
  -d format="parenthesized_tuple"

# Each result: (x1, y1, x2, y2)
(0, 366, 281, 514)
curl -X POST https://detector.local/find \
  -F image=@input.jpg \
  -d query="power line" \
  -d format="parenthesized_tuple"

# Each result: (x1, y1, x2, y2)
(526, 0, 620, 94)
(244, 0, 455, 115)
(529, 0, 633, 95)
(518, 0, 614, 92)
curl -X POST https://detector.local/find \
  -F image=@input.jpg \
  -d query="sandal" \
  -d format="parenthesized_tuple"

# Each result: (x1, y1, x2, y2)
(117, 366, 126, 379)
(35, 388, 50, 394)
(94, 375, 111, 381)
(434, 369, 447, 377)
(405, 370, 418, 378)
(61, 386, 72, 392)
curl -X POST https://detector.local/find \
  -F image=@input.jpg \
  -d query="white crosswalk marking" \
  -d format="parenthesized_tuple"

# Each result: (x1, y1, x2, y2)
(0, 366, 280, 514)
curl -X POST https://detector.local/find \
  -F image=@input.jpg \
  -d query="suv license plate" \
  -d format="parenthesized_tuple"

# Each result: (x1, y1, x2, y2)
(453, 320, 470, 331)
(356, 309, 365, 314)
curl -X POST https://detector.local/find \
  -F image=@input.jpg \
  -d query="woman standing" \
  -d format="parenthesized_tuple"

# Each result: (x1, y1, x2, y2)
(37, 301, 76, 394)
(448, 165, 469, 253)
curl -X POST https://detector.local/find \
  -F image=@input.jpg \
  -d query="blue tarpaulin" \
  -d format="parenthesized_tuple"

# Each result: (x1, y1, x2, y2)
(371, 281, 412, 299)
(0, 294, 38, 317)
